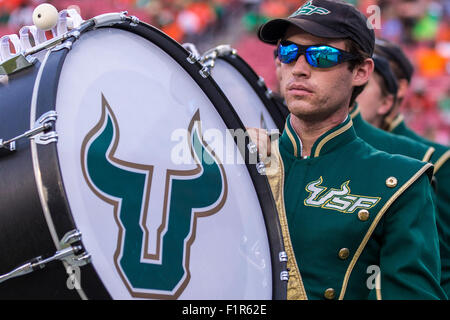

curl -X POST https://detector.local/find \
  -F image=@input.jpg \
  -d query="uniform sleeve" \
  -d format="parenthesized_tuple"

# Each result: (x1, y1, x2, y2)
(377, 173, 447, 300)
(435, 163, 450, 295)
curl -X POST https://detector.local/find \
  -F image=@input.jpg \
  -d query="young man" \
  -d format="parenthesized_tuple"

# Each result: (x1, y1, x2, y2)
(373, 39, 450, 295)
(254, 0, 446, 300)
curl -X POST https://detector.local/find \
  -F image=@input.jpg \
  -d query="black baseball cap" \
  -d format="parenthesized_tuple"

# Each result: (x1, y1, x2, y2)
(258, 0, 375, 56)
(373, 55, 398, 95)
(375, 38, 414, 82)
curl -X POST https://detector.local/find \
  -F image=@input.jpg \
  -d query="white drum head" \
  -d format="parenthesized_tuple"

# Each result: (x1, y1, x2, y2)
(54, 27, 272, 299)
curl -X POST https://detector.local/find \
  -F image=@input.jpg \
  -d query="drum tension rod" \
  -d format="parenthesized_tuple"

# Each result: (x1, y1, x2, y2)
(0, 111, 57, 154)
(0, 230, 90, 285)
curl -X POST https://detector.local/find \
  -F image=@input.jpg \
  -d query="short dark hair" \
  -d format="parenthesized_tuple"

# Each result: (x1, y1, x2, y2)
(345, 39, 371, 108)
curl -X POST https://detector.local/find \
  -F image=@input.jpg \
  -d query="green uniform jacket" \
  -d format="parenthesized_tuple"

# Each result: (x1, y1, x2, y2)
(387, 114, 450, 294)
(265, 115, 446, 300)
(350, 106, 435, 163)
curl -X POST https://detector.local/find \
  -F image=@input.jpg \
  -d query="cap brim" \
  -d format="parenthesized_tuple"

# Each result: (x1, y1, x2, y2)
(258, 17, 348, 44)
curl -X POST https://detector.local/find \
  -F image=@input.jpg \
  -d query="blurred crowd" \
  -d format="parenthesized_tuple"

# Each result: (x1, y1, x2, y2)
(0, 0, 448, 144)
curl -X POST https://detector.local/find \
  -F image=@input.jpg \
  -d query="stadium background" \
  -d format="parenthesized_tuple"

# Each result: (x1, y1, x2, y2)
(1, 0, 448, 144)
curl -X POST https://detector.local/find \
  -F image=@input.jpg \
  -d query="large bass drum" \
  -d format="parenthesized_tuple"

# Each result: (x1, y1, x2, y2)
(200, 45, 288, 132)
(0, 13, 287, 299)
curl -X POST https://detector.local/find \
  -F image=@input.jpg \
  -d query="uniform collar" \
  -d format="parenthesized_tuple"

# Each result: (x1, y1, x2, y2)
(280, 114, 356, 159)
(386, 114, 404, 133)
(350, 104, 361, 120)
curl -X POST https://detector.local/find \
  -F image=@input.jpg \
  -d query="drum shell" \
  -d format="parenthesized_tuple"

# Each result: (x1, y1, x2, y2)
(0, 56, 110, 300)
(0, 20, 287, 300)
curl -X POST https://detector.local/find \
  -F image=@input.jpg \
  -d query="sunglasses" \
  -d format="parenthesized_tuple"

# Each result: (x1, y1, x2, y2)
(277, 40, 357, 68)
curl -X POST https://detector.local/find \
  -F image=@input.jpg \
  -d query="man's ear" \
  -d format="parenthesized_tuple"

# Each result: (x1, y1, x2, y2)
(352, 58, 374, 87)
(397, 79, 409, 100)
(377, 93, 395, 116)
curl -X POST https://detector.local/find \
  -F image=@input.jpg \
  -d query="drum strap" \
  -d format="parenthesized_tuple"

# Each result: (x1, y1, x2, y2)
(265, 140, 308, 300)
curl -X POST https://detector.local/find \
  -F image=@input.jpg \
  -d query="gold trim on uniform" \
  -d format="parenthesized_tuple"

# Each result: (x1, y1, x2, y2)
(422, 147, 435, 163)
(349, 106, 360, 119)
(376, 272, 382, 300)
(314, 120, 354, 157)
(434, 150, 450, 174)
(338, 163, 433, 300)
(387, 114, 404, 132)
(386, 177, 398, 188)
(266, 140, 308, 300)
(285, 122, 299, 158)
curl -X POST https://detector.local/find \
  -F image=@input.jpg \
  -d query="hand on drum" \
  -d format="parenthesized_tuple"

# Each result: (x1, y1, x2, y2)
(247, 127, 271, 161)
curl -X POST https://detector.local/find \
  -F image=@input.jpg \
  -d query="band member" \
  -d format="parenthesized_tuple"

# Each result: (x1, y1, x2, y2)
(373, 39, 450, 295)
(250, 0, 446, 299)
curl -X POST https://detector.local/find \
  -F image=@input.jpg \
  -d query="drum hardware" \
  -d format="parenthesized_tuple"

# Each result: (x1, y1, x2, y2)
(0, 11, 138, 76)
(265, 88, 274, 100)
(51, 40, 74, 52)
(199, 66, 210, 78)
(182, 43, 201, 64)
(257, 77, 274, 100)
(202, 45, 237, 60)
(0, 111, 57, 154)
(0, 230, 90, 284)
(256, 161, 266, 175)
(257, 76, 266, 88)
(280, 271, 289, 281)
(186, 52, 199, 64)
(247, 141, 258, 154)
(200, 45, 238, 71)
(128, 15, 140, 27)
(279, 251, 288, 262)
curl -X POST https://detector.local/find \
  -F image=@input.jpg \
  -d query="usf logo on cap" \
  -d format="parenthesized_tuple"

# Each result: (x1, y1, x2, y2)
(81, 94, 227, 299)
(290, 1, 331, 16)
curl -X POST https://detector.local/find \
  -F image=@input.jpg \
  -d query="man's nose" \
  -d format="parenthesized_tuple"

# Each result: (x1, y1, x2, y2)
(292, 54, 311, 78)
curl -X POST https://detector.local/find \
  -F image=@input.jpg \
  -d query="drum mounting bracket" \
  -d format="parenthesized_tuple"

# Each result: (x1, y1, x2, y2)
(0, 229, 90, 285)
(0, 111, 58, 155)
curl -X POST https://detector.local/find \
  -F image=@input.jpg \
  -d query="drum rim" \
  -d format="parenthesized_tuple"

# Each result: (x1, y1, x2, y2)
(30, 18, 287, 300)
(216, 53, 287, 132)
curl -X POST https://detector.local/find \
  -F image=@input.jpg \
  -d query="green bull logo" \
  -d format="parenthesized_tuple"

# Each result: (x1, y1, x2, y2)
(81, 94, 227, 299)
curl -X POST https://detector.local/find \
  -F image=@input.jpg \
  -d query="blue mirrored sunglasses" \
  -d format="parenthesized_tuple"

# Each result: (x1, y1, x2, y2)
(277, 40, 357, 68)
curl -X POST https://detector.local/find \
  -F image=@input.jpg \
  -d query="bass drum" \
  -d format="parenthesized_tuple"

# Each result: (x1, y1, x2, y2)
(200, 45, 288, 132)
(0, 13, 287, 299)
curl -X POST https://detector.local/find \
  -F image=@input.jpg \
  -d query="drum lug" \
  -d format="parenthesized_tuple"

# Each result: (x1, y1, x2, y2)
(33, 111, 58, 145)
(183, 43, 200, 64)
(265, 88, 273, 99)
(199, 66, 210, 78)
(256, 161, 266, 175)
(92, 12, 129, 28)
(279, 251, 288, 262)
(0, 111, 57, 154)
(0, 139, 16, 155)
(0, 229, 90, 284)
(257, 76, 266, 88)
(247, 142, 258, 154)
(280, 271, 289, 282)
(129, 15, 140, 27)
(51, 40, 73, 52)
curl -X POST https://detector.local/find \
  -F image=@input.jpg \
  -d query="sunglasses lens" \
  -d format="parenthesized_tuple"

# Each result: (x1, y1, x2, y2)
(278, 42, 299, 64)
(306, 46, 342, 68)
